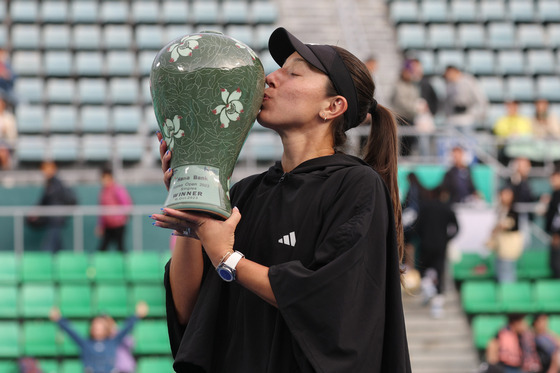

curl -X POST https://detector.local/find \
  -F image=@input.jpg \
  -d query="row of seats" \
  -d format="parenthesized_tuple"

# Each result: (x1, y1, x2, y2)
(3, 0, 278, 26)
(4, 24, 275, 53)
(397, 23, 560, 50)
(0, 251, 168, 285)
(16, 105, 157, 135)
(0, 282, 165, 319)
(453, 251, 552, 282)
(461, 279, 560, 314)
(390, 0, 560, 24)
(0, 319, 169, 358)
(0, 357, 173, 373)
(472, 314, 560, 350)
(17, 135, 152, 164)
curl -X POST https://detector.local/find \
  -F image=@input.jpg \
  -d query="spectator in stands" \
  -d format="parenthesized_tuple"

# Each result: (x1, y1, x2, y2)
(507, 157, 537, 205)
(415, 186, 459, 318)
(105, 316, 136, 373)
(488, 186, 523, 283)
(27, 161, 77, 252)
(545, 169, 560, 278)
(50, 302, 148, 373)
(402, 172, 430, 271)
(364, 55, 378, 78)
(391, 59, 420, 156)
(440, 145, 479, 204)
(0, 95, 17, 170)
(152, 27, 411, 372)
(410, 58, 439, 117)
(0, 48, 16, 108)
(532, 99, 560, 139)
(494, 100, 533, 140)
(96, 165, 133, 252)
(442, 65, 488, 133)
(486, 313, 542, 373)
(532, 314, 560, 373)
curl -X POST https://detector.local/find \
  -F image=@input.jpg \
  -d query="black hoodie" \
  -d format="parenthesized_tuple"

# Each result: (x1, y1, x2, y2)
(165, 153, 411, 373)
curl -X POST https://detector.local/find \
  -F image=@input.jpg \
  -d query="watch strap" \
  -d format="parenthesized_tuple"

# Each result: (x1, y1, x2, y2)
(223, 251, 244, 269)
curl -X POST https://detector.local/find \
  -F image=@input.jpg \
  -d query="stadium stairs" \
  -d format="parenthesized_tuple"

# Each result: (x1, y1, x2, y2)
(403, 271, 480, 373)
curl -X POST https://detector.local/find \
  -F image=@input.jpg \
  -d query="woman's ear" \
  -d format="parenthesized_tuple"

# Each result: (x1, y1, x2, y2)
(323, 96, 348, 121)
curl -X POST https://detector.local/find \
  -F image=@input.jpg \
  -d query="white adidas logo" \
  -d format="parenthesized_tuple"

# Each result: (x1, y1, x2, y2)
(278, 231, 296, 247)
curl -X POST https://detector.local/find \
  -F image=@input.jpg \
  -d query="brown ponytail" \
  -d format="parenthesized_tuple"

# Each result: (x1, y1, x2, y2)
(363, 105, 404, 265)
(327, 46, 404, 266)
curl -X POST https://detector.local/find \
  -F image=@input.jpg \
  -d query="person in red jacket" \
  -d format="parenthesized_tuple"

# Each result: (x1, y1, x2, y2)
(96, 165, 133, 252)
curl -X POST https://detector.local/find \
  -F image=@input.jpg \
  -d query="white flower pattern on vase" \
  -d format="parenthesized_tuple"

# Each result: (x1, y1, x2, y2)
(168, 35, 202, 62)
(234, 41, 258, 61)
(212, 88, 244, 128)
(162, 115, 185, 149)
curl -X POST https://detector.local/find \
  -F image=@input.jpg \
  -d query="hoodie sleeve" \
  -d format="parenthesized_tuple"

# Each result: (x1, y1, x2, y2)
(268, 169, 411, 373)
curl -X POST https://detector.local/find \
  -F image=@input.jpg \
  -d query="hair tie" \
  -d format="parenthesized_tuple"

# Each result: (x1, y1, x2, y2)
(369, 99, 378, 116)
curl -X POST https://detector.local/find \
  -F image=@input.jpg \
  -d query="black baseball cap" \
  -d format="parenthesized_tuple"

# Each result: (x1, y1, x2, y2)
(268, 27, 359, 130)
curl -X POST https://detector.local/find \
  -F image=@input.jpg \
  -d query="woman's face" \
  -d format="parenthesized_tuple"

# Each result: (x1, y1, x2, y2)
(258, 52, 332, 132)
(90, 317, 108, 340)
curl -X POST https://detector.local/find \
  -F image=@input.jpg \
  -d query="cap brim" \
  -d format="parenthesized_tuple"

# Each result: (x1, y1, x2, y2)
(268, 27, 327, 74)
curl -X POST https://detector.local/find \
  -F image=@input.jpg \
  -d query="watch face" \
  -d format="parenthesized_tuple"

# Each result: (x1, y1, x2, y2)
(218, 267, 234, 282)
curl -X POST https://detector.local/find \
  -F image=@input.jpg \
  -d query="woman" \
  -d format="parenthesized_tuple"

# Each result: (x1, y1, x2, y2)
(151, 27, 411, 373)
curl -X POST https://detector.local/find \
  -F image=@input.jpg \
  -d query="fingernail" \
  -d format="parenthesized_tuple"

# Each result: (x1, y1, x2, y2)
(165, 150, 170, 156)
(167, 168, 172, 173)
(148, 215, 152, 219)
(152, 222, 157, 226)
(160, 138, 163, 144)
(156, 130, 161, 135)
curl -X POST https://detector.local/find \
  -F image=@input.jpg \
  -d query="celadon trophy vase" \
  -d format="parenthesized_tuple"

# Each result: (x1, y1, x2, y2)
(150, 31, 265, 219)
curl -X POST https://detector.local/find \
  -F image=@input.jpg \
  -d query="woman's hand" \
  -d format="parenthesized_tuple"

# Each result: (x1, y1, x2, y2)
(151, 207, 242, 268)
(156, 131, 173, 191)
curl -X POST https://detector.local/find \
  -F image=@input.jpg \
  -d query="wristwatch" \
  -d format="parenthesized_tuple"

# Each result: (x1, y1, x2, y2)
(216, 251, 245, 282)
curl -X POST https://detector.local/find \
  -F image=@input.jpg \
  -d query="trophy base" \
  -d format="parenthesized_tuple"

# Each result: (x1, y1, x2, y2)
(164, 164, 231, 220)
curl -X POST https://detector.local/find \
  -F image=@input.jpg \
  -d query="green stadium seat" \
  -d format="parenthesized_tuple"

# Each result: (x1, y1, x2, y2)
(0, 360, 18, 373)
(131, 284, 165, 317)
(0, 321, 20, 358)
(472, 315, 507, 350)
(549, 315, 560, 336)
(126, 251, 164, 283)
(137, 357, 175, 373)
(133, 320, 170, 354)
(60, 360, 83, 373)
(59, 284, 93, 318)
(0, 253, 19, 284)
(534, 280, 560, 312)
(94, 283, 130, 317)
(38, 359, 58, 373)
(461, 280, 501, 314)
(517, 250, 551, 279)
(59, 320, 88, 357)
(0, 286, 18, 318)
(21, 252, 53, 283)
(498, 282, 536, 313)
(91, 252, 125, 282)
(452, 253, 494, 281)
(20, 284, 56, 318)
(22, 321, 58, 357)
